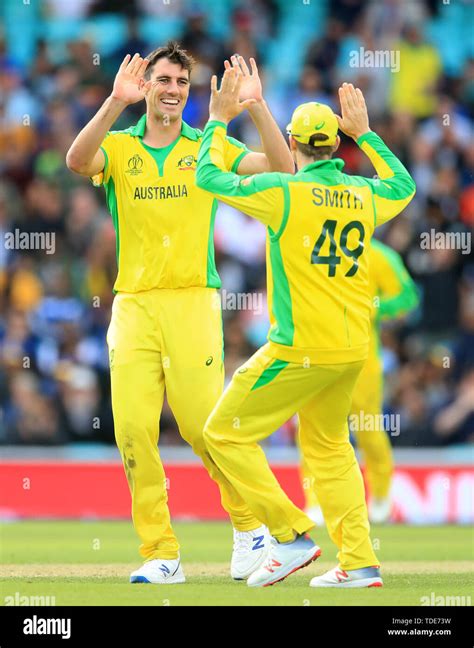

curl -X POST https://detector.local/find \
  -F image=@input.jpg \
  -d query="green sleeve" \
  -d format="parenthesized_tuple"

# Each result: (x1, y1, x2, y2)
(378, 245, 420, 319)
(357, 131, 416, 226)
(196, 120, 286, 231)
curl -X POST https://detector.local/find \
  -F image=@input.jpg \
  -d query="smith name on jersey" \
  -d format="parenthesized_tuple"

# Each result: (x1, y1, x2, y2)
(196, 121, 416, 365)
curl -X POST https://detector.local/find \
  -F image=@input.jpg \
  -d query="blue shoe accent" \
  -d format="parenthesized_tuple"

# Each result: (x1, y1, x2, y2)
(347, 566, 381, 578)
(159, 564, 171, 575)
(130, 575, 151, 583)
(275, 534, 316, 556)
(252, 535, 265, 551)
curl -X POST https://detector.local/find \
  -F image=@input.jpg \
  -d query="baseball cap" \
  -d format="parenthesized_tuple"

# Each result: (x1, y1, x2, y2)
(286, 102, 339, 146)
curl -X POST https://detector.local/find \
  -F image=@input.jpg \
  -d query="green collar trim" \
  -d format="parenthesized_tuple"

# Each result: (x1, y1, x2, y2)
(299, 158, 345, 174)
(129, 114, 200, 141)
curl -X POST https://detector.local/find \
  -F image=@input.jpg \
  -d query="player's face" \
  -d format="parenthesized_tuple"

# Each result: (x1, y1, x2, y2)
(146, 58, 190, 122)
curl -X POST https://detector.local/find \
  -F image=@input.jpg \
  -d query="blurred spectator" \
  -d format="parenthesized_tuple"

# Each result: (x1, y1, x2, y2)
(390, 23, 442, 118)
(1, 310, 39, 373)
(8, 258, 43, 313)
(65, 186, 104, 257)
(113, 17, 148, 63)
(223, 9, 261, 64)
(328, 0, 366, 29)
(4, 371, 65, 444)
(305, 19, 345, 94)
(433, 369, 474, 444)
(58, 363, 100, 439)
(181, 11, 224, 70)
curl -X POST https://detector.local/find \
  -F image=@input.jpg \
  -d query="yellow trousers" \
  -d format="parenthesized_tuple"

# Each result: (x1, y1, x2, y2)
(303, 350, 394, 508)
(204, 345, 379, 570)
(107, 287, 260, 560)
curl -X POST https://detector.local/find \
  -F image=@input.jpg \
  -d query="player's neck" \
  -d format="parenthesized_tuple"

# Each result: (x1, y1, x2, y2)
(296, 153, 331, 170)
(296, 154, 314, 171)
(142, 111, 182, 148)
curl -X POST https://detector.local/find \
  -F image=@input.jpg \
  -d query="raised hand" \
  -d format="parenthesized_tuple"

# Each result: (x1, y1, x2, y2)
(225, 55, 263, 103)
(336, 83, 370, 141)
(111, 53, 151, 106)
(209, 68, 257, 124)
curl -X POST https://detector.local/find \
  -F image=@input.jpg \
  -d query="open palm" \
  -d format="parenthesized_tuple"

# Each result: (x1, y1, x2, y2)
(209, 68, 257, 123)
(335, 83, 370, 141)
(112, 53, 151, 105)
(225, 55, 263, 103)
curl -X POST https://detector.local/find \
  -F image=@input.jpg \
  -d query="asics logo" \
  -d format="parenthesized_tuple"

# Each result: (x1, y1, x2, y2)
(264, 559, 282, 573)
(159, 564, 171, 576)
(252, 535, 265, 551)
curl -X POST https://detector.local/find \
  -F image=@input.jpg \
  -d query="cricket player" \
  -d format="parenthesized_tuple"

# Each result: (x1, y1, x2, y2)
(196, 70, 416, 587)
(66, 42, 295, 584)
(302, 239, 420, 525)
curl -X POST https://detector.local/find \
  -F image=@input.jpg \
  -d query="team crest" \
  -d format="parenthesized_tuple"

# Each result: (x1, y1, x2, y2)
(177, 155, 197, 171)
(126, 154, 144, 175)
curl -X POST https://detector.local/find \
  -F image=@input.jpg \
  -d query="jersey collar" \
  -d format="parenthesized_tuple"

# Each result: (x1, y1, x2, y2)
(299, 158, 345, 173)
(130, 114, 200, 141)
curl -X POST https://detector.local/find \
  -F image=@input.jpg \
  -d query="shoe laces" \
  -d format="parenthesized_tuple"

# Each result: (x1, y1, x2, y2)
(232, 530, 254, 555)
(260, 537, 279, 569)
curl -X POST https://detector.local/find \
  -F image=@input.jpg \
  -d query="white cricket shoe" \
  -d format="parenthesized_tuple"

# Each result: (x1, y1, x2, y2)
(231, 524, 270, 580)
(130, 557, 185, 584)
(310, 565, 382, 588)
(369, 497, 392, 524)
(305, 505, 325, 526)
(247, 534, 321, 588)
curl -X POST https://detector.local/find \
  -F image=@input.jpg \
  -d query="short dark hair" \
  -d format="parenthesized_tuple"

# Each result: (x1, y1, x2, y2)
(295, 133, 335, 160)
(144, 41, 195, 80)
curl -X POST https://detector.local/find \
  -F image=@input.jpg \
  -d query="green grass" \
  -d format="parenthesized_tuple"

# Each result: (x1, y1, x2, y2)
(1, 522, 472, 606)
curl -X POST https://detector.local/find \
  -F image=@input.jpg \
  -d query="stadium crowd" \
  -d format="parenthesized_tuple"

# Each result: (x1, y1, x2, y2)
(1, 0, 473, 447)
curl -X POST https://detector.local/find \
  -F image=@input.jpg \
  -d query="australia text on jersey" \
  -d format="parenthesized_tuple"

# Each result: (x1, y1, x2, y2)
(134, 185, 189, 200)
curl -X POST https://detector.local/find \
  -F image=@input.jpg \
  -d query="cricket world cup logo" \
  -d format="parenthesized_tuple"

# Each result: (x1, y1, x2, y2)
(126, 154, 144, 175)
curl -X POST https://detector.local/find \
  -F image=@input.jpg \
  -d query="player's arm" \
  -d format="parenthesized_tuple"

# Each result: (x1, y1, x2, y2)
(225, 56, 295, 175)
(66, 54, 150, 177)
(336, 83, 416, 226)
(374, 243, 420, 320)
(197, 120, 285, 232)
(358, 131, 416, 226)
(196, 68, 286, 232)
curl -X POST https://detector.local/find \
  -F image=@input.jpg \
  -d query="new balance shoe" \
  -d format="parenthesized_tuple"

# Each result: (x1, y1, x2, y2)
(130, 557, 185, 584)
(247, 534, 321, 587)
(231, 524, 270, 580)
(310, 565, 382, 588)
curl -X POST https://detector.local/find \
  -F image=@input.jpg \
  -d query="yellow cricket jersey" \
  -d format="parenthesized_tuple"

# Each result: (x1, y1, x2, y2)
(367, 239, 419, 361)
(196, 122, 416, 364)
(92, 114, 249, 292)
